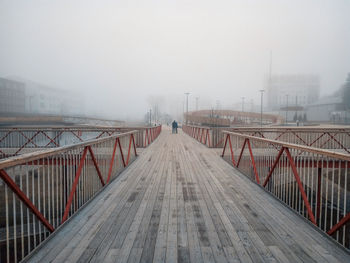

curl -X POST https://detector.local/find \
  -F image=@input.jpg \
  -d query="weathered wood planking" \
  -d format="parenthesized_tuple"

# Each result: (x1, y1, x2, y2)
(27, 127, 350, 263)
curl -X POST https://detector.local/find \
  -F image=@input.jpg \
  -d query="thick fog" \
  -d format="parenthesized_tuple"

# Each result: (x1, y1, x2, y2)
(0, 0, 349, 121)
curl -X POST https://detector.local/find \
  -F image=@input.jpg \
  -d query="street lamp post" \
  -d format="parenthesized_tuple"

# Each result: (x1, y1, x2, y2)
(241, 96, 245, 123)
(184, 92, 190, 124)
(149, 108, 152, 126)
(259, 90, 265, 127)
(285, 94, 289, 125)
(241, 97, 245, 112)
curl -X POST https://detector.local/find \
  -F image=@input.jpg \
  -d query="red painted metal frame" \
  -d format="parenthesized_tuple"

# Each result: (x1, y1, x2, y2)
(246, 139, 260, 184)
(61, 147, 89, 223)
(107, 138, 119, 183)
(235, 138, 247, 167)
(118, 138, 127, 167)
(284, 148, 317, 225)
(184, 125, 211, 147)
(327, 212, 350, 235)
(61, 133, 139, 224)
(222, 134, 317, 225)
(142, 126, 161, 147)
(14, 131, 40, 155)
(0, 130, 12, 144)
(126, 134, 137, 165)
(41, 131, 60, 147)
(0, 129, 146, 259)
(325, 132, 350, 154)
(61, 132, 139, 224)
(0, 169, 55, 232)
(234, 138, 259, 184)
(206, 129, 211, 147)
(221, 134, 235, 165)
(87, 146, 105, 186)
(262, 147, 285, 187)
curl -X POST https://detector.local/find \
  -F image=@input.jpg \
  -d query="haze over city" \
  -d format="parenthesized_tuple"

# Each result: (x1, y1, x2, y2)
(3, 2, 350, 263)
(0, 0, 349, 121)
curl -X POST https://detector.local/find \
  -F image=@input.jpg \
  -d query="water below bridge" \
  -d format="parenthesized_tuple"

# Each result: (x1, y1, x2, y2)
(27, 127, 349, 263)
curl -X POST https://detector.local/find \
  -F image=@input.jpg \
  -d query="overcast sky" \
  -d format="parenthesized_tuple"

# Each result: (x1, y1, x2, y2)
(0, 0, 349, 120)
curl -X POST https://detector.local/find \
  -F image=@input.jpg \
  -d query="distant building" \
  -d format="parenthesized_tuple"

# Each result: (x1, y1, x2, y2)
(306, 96, 346, 122)
(21, 79, 83, 116)
(0, 78, 25, 115)
(0, 77, 84, 116)
(267, 74, 320, 111)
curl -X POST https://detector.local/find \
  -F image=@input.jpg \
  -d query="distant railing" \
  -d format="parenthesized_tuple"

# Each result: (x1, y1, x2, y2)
(0, 125, 162, 159)
(222, 131, 350, 249)
(182, 125, 212, 147)
(0, 130, 139, 263)
(182, 124, 350, 153)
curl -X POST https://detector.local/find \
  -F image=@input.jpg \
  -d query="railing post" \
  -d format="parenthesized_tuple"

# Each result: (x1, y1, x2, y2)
(284, 148, 317, 225)
(107, 138, 118, 183)
(61, 146, 89, 223)
(246, 139, 260, 184)
(316, 167, 322, 223)
(0, 169, 55, 232)
(262, 147, 285, 187)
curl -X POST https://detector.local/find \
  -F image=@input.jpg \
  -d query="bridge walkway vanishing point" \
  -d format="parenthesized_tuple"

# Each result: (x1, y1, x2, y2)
(27, 127, 350, 263)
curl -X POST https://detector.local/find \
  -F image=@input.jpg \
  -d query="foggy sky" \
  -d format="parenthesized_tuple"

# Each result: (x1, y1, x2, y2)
(0, 0, 349, 120)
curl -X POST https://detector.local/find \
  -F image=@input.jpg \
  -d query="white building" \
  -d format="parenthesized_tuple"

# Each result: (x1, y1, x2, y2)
(306, 96, 346, 122)
(2, 77, 84, 116)
(267, 74, 320, 111)
(0, 78, 25, 115)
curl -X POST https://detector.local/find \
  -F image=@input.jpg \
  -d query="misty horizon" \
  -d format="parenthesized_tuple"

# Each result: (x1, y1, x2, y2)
(1, 0, 349, 121)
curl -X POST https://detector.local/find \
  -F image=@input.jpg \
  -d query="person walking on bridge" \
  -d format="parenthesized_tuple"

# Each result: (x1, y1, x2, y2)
(172, 120, 176, 134)
(174, 121, 178, 134)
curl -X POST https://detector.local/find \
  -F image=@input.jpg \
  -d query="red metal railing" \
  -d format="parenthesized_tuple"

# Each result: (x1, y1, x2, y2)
(182, 124, 350, 152)
(0, 125, 162, 159)
(0, 130, 139, 263)
(182, 125, 212, 147)
(228, 127, 350, 154)
(222, 131, 350, 249)
(142, 125, 162, 148)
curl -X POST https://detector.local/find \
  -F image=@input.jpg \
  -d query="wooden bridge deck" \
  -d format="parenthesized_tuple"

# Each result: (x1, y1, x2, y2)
(27, 128, 349, 263)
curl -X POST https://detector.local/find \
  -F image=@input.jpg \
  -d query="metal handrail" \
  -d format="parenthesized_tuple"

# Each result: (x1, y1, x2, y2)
(0, 131, 137, 170)
(182, 124, 350, 151)
(221, 130, 350, 249)
(223, 131, 350, 161)
(0, 125, 162, 159)
(0, 130, 142, 262)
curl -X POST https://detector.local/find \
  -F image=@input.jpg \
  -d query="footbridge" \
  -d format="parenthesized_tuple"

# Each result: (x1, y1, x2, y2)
(0, 124, 349, 262)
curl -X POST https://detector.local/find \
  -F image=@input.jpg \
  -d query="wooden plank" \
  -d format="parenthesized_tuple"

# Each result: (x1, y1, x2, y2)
(269, 246, 291, 263)
(165, 157, 177, 263)
(180, 145, 228, 263)
(32, 149, 153, 262)
(138, 152, 168, 262)
(176, 147, 190, 263)
(181, 141, 253, 263)
(115, 149, 168, 262)
(176, 142, 203, 263)
(192, 136, 347, 262)
(65, 147, 163, 262)
(152, 150, 172, 263)
(27, 127, 350, 263)
(200, 152, 325, 262)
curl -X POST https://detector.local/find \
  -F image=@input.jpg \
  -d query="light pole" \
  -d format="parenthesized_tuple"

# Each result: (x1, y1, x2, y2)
(285, 94, 289, 125)
(259, 90, 265, 127)
(241, 97, 245, 112)
(241, 96, 245, 123)
(149, 108, 152, 126)
(184, 92, 190, 124)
